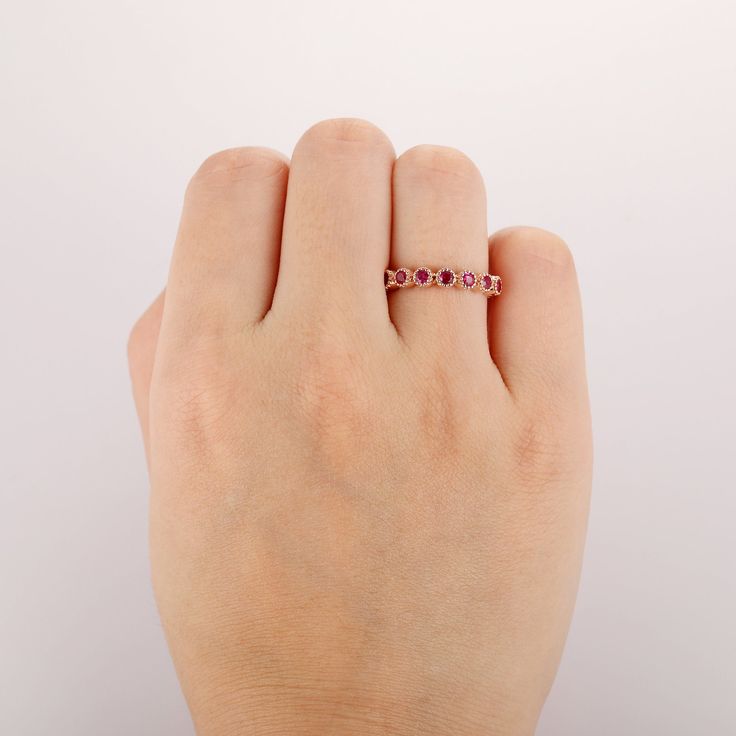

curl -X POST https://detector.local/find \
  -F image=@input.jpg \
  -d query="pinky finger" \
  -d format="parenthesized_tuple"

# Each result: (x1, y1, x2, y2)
(488, 227, 588, 414)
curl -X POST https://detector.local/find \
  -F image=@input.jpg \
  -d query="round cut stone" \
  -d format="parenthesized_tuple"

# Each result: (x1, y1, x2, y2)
(462, 271, 475, 288)
(481, 274, 493, 291)
(395, 269, 407, 285)
(438, 269, 454, 286)
(495, 277, 502, 294)
(414, 268, 431, 285)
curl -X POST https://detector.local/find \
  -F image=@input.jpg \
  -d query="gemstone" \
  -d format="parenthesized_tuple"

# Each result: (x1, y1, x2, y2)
(481, 274, 493, 291)
(414, 268, 431, 285)
(438, 269, 455, 286)
(395, 269, 407, 285)
(494, 277, 502, 294)
(462, 271, 475, 288)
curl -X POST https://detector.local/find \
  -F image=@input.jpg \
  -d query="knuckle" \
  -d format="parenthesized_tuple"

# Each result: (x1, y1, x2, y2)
(189, 147, 288, 190)
(286, 322, 375, 452)
(509, 411, 570, 489)
(410, 362, 463, 453)
(151, 335, 241, 451)
(297, 117, 393, 151)
(495, 227, 575, 272)
(397, 144, 482, 183)
(155, 360, 238, 451)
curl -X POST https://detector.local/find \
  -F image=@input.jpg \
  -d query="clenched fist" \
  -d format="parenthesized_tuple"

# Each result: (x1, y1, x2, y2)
(128, 119, 591, 735)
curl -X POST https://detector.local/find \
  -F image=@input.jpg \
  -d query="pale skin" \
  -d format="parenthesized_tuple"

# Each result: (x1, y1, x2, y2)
(128, 118, 592, 735)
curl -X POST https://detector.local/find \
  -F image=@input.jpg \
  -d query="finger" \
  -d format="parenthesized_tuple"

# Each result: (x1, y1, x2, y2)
(163, 147, 288, 345)
(271, 118, 394, 328)
(488, 227, 587, 409)
(389, 145, 490, 361)
(128, 290, 165, 461)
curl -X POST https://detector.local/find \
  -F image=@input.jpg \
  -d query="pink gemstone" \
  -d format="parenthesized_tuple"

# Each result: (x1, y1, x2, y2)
(438, 269, 454, 286)
(495, 277, 502, 294)
(481, 274, 493, 290)
(462, 271, 475, 288)
(395, 270, 407, 285)
(415, 268, 431, 285)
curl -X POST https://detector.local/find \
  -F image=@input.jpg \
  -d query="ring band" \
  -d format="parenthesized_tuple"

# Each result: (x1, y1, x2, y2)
(384, 267, 502, 296)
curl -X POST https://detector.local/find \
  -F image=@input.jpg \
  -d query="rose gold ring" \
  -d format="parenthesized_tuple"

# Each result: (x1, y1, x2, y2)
(384, 267, 502, 296)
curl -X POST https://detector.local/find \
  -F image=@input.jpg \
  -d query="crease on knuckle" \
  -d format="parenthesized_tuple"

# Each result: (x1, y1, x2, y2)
(509, 411, 569, 490)
(289, 324, 375, 464)
(153, 349, 238, 451)
(412, 363, 463, 456)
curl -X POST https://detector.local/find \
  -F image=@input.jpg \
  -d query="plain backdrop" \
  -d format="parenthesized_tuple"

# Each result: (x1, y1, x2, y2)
(2, 1, 735, 733)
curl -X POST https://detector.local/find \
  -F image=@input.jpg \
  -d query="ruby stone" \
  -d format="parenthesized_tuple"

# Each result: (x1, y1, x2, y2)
(438, 269, 454, 286)
(462, 271, 475, 288)
(395, 270, 407, 285)
(415, 268, 431, 285)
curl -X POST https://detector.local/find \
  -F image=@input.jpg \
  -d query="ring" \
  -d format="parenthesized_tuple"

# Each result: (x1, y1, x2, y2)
(384, 267, 502, 296)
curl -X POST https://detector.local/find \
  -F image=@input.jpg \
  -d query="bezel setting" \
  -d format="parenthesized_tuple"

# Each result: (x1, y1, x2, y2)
(459, 270, 476, 289)
(479, 272, 494, 294)
(384, 267, 501, 296)
(394, 268, 412, 287)
(413, 267, 434, 287)
(436, 268, 457, 287)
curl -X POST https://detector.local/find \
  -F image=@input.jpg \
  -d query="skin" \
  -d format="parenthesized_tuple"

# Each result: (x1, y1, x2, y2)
(128, 118, 592, 736)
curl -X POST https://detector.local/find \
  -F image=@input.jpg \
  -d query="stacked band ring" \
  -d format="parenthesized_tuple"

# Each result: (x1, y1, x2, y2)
(384, 267, 502, 296)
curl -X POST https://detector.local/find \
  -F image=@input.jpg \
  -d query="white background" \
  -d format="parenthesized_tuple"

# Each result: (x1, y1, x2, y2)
(2, 1, 735, 733)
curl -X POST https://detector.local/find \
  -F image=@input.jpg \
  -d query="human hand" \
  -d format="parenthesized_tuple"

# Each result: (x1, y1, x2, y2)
(129, 119, 591, 735)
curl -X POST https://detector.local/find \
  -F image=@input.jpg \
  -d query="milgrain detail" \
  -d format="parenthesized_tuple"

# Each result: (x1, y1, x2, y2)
(385, 267, 502, 296)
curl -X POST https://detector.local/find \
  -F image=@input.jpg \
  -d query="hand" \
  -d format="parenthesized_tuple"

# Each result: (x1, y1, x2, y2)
(129, 119, 591, 735)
